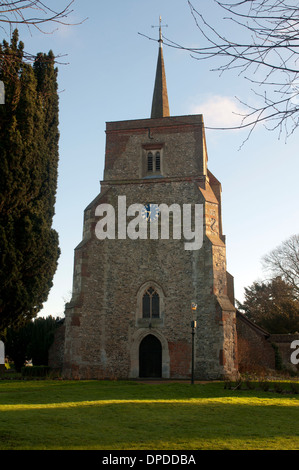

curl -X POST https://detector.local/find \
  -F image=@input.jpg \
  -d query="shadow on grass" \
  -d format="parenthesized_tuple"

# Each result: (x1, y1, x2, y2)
(1, 379, 298, 404)
(1, 398, 299, 450)
(0, 380, 299, 449)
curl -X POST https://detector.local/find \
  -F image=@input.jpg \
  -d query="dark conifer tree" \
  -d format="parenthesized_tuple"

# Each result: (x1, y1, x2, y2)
(238, 277, 299, 334)
(0, 30, 60, 332)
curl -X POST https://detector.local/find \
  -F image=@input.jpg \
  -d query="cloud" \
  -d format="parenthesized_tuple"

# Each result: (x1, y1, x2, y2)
(190, 95, 247, 129)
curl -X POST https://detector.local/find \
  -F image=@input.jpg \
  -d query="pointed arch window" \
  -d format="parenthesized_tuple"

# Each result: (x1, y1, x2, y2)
(142, 287, 160, 319)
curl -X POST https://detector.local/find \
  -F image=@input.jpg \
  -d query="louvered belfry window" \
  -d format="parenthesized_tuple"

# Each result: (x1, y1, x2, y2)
(147, 150, 161, 174)
(155, 151, 160, 171)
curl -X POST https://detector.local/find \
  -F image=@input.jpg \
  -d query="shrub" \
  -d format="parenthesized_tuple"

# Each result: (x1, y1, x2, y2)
(273, 382, 284, 393)
(224, 380, 232, 389)
(271, 343, 283, 371)
(21, 366, 50, 378)
(259, 380, 270, 391)
(289, 382, 299, 394)
(233, 378, 243, 390)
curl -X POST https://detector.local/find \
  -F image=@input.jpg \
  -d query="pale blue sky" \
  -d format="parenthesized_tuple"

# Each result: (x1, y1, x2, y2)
(8, 0, 299, 317)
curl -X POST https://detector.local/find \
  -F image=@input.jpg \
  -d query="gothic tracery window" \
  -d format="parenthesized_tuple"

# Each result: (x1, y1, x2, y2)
(142, 287, 160, 319)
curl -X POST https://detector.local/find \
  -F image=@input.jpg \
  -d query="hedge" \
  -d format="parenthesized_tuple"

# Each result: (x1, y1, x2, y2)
(21, 366, 51, 378)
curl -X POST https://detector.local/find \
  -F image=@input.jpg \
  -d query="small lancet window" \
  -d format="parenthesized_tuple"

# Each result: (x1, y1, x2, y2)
(145, 149, 162, 175)
(147, 152, 153, 172)
(155, 152, 160, 171)
(142, 287, 160, 319)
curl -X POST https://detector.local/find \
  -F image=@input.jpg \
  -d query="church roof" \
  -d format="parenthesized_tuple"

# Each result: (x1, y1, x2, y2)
(151, 18, 170, 119)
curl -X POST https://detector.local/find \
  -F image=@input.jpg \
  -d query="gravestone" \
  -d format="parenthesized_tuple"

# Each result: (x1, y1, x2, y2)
(0, 341, 5, 373)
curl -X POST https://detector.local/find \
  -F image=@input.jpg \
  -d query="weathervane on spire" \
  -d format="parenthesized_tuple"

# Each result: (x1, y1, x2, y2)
(152, 16, 168, 44)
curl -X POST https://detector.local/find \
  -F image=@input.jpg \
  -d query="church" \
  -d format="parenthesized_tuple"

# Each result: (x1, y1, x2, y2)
(60, 22, 239, 381)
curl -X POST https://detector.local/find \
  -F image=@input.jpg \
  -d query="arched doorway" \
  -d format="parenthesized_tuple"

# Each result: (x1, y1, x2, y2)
(139, 334, 162, 378)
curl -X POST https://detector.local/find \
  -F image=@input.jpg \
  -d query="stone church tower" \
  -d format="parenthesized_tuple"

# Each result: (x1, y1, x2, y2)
(62, 24, 238, 381)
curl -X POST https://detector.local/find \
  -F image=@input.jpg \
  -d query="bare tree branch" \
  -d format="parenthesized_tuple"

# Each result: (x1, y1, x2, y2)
(262, 234, 299, 299)
(0, 1, 85, 30)
(142, 0, 299, 141)
(0, 0, 87, 41)
(0, 1, 87, 64)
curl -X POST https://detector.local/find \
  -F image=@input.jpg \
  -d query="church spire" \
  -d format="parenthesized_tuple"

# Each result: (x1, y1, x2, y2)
(151, 16, 170, 119)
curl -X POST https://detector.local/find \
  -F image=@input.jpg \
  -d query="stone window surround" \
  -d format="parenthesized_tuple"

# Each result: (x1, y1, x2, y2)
(142, 143, 164, 177)
(136, 280, 165, 328)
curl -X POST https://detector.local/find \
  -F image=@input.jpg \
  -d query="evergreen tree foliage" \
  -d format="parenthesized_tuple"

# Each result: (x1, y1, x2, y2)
(5, 316, 60, 371)
(5, 320, 32, 372)
(238, 277, 299, 334)
(27, 316, 59, 366)
(0, 30, 60, 332)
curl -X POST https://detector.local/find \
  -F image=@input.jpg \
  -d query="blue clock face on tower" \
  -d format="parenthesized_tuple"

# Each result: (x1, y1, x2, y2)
(141, 203, 160, 222)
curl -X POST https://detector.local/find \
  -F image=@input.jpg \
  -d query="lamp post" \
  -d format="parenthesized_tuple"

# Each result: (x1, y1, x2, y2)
(191, 302, 197, 385)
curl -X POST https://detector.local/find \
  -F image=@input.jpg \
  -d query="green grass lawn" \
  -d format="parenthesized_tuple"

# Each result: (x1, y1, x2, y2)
(0, 379, 299, 450)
